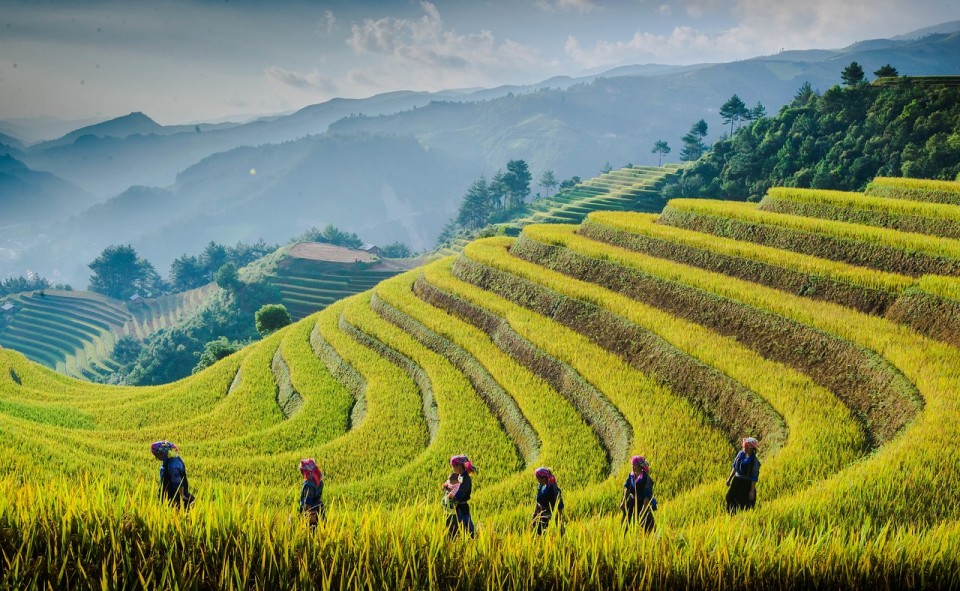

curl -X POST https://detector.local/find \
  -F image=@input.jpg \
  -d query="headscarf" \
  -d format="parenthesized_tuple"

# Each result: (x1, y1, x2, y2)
(150, 440, 178, 461)
(742, 437, 759, 452)
(534, 467, 556, 485)
(631, 455, 650, 474)
(450, 455, 476, 474)
(299, 458, 323, 487)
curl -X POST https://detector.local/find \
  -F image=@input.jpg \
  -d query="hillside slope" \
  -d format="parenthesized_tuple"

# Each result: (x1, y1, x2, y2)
(2, 177, 960, 587)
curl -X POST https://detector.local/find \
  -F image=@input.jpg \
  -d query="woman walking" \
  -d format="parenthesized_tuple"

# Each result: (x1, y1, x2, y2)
(447, 455, 477, 539)
(299, 458, 325, 529)
(620, 455, 655, 533)
(726, 437, 761, 514)
(151, 440, 194, 509)
(531, 467, 564, 535)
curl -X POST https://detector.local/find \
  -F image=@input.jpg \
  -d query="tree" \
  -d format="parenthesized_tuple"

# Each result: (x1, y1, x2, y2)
(380, 241, 412, 258)
(841, 61, 866, 86)
(601, 162, 613, 174)
(320, 224, 363, 249)
(193, 337, 242, 373)
(651, 140, 671, 166)
(456, 177, 492, 230)
(215, 263, 240, 291)
(792, 81, 817, 107)
(539, 170, 558, 196)
(88, 245, 148, 300)
(112, 335, 142, 366)
(169, 254, 207, 292)
(680, 119, 709, 162)
(719, 94, 750, 135)
(255, 304, 292, 336)
(1, 274, 50, 297)
(874, 64, 899, 78)
(748, 101, 766, 121)
(199, 242, 228, 279)
(488, 170, 507, 211)
(559, 176, 581, 190)
(502, 159, 532, 210)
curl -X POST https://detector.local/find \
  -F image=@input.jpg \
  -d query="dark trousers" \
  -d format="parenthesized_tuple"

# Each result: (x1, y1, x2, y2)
(622, 502, 655, 533)
(726, 478, 755, 514)
(304, 503, 325, 529)
(449, 505, 475, 539)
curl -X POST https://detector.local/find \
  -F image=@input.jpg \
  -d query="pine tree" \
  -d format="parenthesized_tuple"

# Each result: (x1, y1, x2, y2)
(841, 61, 866, 86)
(719, 94, 750, 135)
(680, 119, 709, 161)
(651, 140, 671, 166)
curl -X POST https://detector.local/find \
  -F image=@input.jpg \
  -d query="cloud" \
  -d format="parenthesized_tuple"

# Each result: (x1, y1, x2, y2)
(344, 2, 553, 92)
(564, 0, 918, 68)
(265, 67, 338, 93)
(658, 4, 673, 16)
(535, 0, 600, 13)
(320, 10, 337, 35)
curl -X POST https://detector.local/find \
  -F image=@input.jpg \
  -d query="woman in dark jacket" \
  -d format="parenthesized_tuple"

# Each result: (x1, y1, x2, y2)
(151, 440, 194, 509)
(620, 455, 654, 533)
(447, 455, 477, 539)
(531, 467, 564, 535)
(299, 458, 325, 529)
(726, 437, 760, 514)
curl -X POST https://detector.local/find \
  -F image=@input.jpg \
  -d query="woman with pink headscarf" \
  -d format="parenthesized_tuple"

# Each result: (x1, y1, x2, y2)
(531, 467, 564, 535)
(620, 455, 655, 532)
(299, 458, 325, 529)
(726, 437, 761, 514)
(447, 454, 477, 539)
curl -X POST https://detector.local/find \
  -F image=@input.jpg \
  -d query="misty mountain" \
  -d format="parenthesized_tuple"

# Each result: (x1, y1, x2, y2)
(19, 90, 483, 198)
(4, 24, 960, 285)
(13, 133, 470, 284)
(0, 133, 25, 151)
(0, 154, 91, 227)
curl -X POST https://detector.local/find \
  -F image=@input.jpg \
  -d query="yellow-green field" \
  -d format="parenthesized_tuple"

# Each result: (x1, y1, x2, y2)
(2, 179, 960, 589)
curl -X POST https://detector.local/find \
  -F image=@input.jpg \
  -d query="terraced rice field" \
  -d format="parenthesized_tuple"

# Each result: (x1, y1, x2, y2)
(2, 179, 960, 589)
(268, 244, 418, 320)
(0, 284, 216, 380)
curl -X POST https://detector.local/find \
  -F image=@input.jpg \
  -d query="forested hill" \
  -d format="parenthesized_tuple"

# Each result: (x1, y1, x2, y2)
(669, 76, 960, 200)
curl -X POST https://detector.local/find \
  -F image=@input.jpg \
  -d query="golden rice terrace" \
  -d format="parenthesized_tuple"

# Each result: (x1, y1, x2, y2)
(2, 175, 960, 589)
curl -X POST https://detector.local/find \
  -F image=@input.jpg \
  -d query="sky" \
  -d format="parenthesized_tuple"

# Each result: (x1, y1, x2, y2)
(2, 0, 959, 125)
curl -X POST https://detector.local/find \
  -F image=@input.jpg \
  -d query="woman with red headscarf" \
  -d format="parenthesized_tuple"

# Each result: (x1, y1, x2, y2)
(299, 458, 325, 529)
(531, 467, 564, 535)
(447, 454, 477, 539)
(620, 455, 655, 533)
(726, 437, 761, 514)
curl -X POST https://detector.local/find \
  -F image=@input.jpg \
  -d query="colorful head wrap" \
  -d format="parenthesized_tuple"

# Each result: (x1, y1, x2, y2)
(450, 455, 476, 474)
(742, 437, 759, 452)
(150, 440, 178, 461)
(534, 467, 556, 485)
(631, 455, 650, 473)
(299, 458, 323, 487)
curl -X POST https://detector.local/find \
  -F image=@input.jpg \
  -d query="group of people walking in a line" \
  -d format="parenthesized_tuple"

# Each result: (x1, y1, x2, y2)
(149, 436, 761, 536)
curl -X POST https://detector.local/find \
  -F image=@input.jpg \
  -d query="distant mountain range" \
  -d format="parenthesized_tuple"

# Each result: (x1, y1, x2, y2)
(2, 23, 960, 286)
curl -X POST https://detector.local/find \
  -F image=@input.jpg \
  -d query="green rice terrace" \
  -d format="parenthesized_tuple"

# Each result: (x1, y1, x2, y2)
(267, 242, 420, 321)
(435, 164, 682, 257)
(506, 163, 681, 232)
(0, 284, 216, 381)
(3, 175, 960, 589)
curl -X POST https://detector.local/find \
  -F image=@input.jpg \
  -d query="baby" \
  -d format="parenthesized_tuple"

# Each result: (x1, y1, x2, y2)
(441, 472, 460, 511)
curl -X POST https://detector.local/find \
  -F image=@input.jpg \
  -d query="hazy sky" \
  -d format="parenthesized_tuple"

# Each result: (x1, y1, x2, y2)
(2, 0, 959, 124)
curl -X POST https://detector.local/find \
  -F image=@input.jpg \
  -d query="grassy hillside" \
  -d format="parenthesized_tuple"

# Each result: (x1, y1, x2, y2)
(0, 284, 215, 381)
(2, 178, 960, 588)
